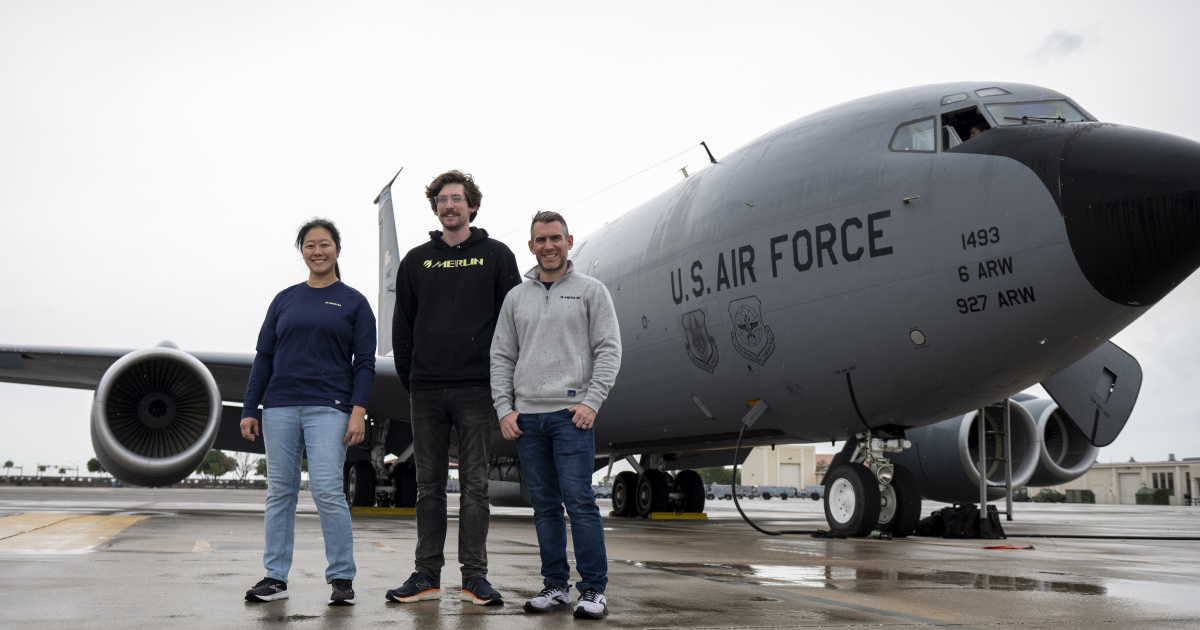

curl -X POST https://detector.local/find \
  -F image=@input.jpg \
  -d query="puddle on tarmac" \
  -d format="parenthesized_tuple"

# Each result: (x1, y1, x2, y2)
(639, 562, 1107, 595)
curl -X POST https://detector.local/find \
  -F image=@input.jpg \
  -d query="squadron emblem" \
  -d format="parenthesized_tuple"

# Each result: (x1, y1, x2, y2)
(728, 296, 775, 366)
(682, 309, 719, 374)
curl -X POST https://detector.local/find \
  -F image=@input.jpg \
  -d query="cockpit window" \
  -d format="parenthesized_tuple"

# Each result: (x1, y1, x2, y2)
(986, 100, 1089, 125)
(889, 117, 936, 153)
(975, 87, 1010, 97)
(941, 93, 968, 106)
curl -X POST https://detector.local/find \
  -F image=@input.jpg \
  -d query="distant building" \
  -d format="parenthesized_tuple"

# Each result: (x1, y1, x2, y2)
(740, 445, 834, 489)
(1062, 458, 1199, 505)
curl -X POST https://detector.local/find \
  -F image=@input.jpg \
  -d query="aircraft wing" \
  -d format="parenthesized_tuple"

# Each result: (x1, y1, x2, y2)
(0, 346, 255, 398)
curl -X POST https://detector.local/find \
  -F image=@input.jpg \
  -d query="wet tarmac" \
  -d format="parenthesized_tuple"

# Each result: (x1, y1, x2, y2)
(3, 486, 1200, 628)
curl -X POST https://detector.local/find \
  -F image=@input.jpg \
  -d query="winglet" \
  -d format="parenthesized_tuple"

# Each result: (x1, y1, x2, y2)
(375, 168, 402, 356)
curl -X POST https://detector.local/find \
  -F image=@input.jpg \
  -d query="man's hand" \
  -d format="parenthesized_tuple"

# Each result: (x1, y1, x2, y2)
(240, 417, 260, 442)
(570, 404, 597, 430)
(500, 412, 522, 441)
(343, 406, 367, 446)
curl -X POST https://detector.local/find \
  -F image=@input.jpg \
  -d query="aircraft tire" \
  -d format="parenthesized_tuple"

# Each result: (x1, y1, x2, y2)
(877, 464, 921, 538)
(824, 463, 881, 537)
(390, 462, 417, 508)
(344, 460, 376, 508)
(672, 469, 706, 513)
(636, 469, 670, 517)
(611, 471, 639, 517)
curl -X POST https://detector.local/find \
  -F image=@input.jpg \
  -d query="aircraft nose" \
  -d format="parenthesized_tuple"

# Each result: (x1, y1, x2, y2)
(1058, 125, 1200, 306)
(955, 123, 1200, 307)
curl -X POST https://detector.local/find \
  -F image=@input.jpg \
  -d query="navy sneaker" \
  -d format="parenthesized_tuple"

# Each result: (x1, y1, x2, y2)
(524, 583, 571, 613)
(329, 579, 355, 606)
(461, 576, 503, 606)
(245, 577, 288, 602)
(386, 571, 440, 603)
(573, 588, 608, 619)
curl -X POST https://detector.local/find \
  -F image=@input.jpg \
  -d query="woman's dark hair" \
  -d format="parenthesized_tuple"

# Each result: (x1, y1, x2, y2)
(296, 217, 342, 280)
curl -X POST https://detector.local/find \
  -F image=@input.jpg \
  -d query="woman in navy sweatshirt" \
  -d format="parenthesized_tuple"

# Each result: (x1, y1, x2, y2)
(239, 218, 377, 606)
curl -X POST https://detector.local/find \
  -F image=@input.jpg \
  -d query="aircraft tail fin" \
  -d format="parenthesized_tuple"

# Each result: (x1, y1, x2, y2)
(374, 168, 403, 356)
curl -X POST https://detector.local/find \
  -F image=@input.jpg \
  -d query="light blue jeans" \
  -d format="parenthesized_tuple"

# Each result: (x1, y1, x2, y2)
(262, 406, 355, 583)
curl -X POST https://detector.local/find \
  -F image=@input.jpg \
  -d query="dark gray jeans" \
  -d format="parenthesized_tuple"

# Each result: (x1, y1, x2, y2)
(410, 386, 494, 581)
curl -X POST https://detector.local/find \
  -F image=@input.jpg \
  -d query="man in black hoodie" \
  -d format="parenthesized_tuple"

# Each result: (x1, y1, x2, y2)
(386, 170, 521, 607)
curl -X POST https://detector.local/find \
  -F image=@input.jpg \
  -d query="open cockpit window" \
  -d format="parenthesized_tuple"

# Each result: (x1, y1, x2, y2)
(941, 106, 990, 149)
(986, 100, 1090, 125)
(889, 117, 936, 153)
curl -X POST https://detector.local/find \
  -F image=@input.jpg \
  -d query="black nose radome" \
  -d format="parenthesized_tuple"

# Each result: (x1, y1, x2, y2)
(953, 123, 1200, 307)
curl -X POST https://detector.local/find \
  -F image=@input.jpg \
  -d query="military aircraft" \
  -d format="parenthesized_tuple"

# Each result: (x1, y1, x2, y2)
(3, 82, 1199, 538)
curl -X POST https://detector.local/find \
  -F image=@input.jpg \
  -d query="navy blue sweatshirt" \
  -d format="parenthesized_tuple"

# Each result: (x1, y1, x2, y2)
(392, 227, 521, 391)
(241, 281, 377, 418)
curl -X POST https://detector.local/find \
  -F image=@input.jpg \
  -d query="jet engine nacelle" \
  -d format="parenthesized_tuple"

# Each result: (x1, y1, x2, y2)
(90, 344, 222, 487)
(1016, 396, 1100, 487)
(889, 400, 1039, 503)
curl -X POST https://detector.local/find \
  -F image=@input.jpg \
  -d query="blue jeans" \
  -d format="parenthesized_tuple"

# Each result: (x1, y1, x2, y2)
(410, 386, 494, 581)
(262, 406, 355, 583)
(515, 409, 607, 593)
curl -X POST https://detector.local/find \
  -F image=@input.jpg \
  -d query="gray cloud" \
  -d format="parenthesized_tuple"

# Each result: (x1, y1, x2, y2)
(1033, 29, 1086, 62)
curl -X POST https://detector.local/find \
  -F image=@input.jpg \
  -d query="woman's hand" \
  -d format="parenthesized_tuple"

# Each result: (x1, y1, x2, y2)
(344, 406, 367, 446)
(240, 416, 260, 442)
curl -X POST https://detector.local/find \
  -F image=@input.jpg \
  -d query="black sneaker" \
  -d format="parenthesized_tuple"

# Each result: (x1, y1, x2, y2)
(460, 576, 503, 606)
(386, 571, 440, 603)
(523, 583, 570, 613)
(573, 588, 608, 619)
(329, 578, 356, 606)
(245, 577, 288, 602)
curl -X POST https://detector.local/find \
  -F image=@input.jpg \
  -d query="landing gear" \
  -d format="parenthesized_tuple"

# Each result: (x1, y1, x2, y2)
(390, 461, 417, 508)
(635, 469, 670, 516)
(670, 469, 706, 513)
(822, 432, 922, 537)
(344, 460, 376, 508)
(877, 463, 921, 537)
(611, 471, 639, 517)
(824, 463, 880, 536)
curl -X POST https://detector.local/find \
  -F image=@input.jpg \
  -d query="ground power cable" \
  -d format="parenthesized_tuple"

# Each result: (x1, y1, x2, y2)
(730, 403, 812, 536)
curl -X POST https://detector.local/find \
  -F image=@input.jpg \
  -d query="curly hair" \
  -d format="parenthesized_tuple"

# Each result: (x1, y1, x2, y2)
(425, 170, 482, 223)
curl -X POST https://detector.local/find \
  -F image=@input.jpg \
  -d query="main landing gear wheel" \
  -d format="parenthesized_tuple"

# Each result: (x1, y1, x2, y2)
(670, 469, 706, 513)
(390, 462, 417, 508)
(611, 471, 639, 517)
(344, 460, 376, 508)
(877, 464, 921, 538)
(823, 463, 881, 537)
(636, 469, 670, 517)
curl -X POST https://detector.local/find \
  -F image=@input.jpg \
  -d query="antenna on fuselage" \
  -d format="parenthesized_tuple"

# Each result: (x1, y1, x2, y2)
(701, 141, 717, 164)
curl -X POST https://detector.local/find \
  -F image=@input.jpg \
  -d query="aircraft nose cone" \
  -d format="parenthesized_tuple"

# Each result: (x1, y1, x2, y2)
(954, 123, 1200, 306)
(1058, 125, 1200, 306)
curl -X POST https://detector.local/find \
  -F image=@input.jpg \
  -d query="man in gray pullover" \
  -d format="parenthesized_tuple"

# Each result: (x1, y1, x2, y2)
(490, 211, 621, 620)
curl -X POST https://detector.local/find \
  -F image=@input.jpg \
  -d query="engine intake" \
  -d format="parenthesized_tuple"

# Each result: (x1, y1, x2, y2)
(1017, 397, 1100, 486)
(90, 346, 222, 487)
(889, 400, 1039, 503)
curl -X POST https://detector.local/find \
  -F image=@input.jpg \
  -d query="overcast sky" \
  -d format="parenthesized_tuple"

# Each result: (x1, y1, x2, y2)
(2, 1, 1198, 473)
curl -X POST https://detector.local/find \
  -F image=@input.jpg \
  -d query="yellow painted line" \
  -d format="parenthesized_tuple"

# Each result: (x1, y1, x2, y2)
(0, 514, 148, 554)
(0, 513, 78, 540)
(351, 507, 416, 516)
(647, 512, 708, 520)
(371, 541, 396, 552)
(192, 540, 212, 553)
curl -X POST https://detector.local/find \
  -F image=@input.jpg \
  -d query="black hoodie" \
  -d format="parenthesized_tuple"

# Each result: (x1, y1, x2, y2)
(392, 227, 521, 391)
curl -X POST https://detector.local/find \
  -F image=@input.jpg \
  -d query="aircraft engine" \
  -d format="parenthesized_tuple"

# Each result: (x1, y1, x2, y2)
(1017, 397, 1100, 487)
(90, 345, 222, 487)
(888, 401, 1039, 503)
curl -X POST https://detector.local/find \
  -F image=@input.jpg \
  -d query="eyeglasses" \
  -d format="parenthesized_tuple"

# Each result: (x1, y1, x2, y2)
(435, 195, 467, 205)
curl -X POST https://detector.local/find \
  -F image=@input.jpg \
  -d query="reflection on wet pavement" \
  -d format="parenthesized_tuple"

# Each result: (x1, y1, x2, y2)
(639, 561, 1108, 595)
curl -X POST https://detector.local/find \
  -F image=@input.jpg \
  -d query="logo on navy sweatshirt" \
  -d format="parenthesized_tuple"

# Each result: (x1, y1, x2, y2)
(424, 258, 485, 269)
